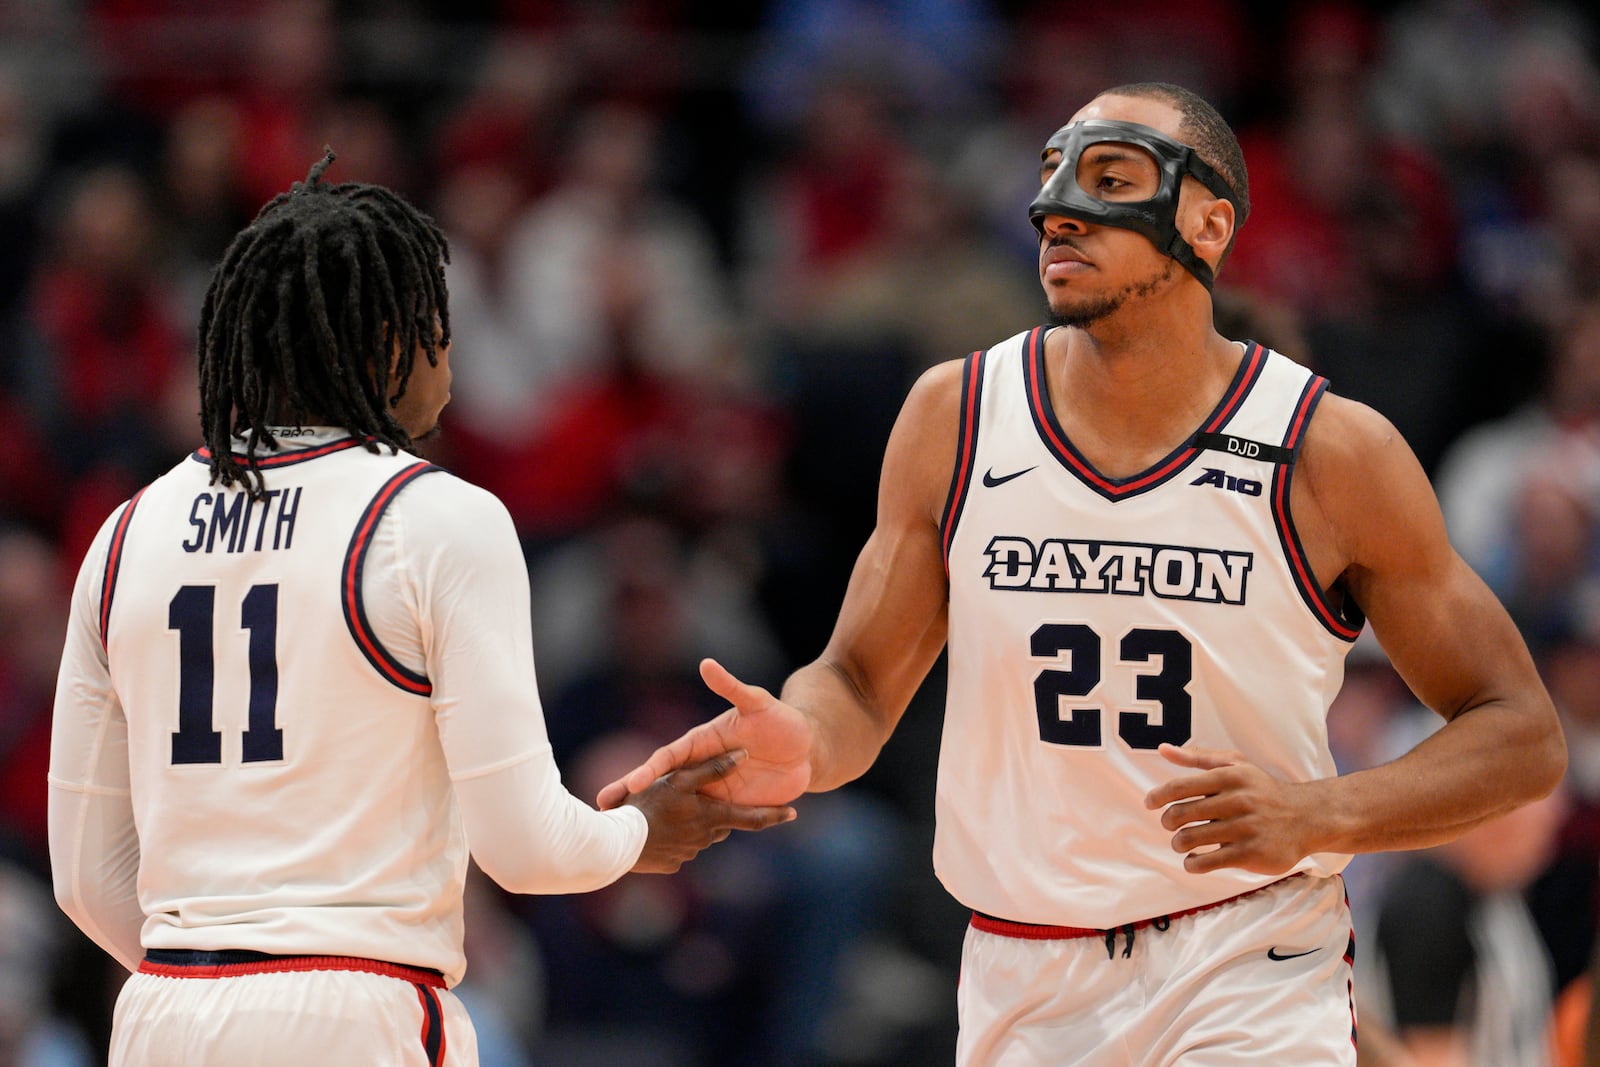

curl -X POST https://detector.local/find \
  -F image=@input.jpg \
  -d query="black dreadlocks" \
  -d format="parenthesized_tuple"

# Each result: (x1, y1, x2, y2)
(197, 149, 451, 498)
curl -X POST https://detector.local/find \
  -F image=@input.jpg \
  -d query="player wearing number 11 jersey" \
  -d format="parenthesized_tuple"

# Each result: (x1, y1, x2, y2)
(597, 83, 1565, 1066)
(48, 154, 790, 1066)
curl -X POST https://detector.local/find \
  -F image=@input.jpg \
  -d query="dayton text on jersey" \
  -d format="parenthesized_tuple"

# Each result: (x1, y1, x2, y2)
(981, 536, 1254, 604)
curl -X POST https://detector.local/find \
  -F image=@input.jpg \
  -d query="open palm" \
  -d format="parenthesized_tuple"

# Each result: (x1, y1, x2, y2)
(597, 658, 813, 809)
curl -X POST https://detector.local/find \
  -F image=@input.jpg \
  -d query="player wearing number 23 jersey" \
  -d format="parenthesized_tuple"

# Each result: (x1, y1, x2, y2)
(938, 326, 1358, 928)
(596, 82, 1564, 1067)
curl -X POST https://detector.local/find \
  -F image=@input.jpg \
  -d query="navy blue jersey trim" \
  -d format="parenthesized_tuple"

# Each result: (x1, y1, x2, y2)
(1026, 334, 1268, 501)
(98, 489, 148, 652)
(1270, 377, 1363, 641)
(940, 350, 986, 574)
(342, 463, 443, 694)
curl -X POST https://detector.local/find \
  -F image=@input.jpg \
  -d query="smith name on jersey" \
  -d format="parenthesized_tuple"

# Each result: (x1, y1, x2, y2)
(180, 486, 304, 554)
(936, 326, 1363, 931)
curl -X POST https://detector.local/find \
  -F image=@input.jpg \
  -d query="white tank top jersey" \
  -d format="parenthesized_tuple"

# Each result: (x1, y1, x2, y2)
(55, 429, 644, 985)
(100, 436, 468, 977)
(936, 326, 1362, 930)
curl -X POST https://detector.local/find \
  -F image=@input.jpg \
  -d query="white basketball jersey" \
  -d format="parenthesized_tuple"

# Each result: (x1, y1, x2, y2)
(97, 436, 467, 975)
(936, 326, 1361, 929)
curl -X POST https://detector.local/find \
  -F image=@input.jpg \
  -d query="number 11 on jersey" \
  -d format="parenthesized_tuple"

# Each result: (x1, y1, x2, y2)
(168, 584, 283, 765)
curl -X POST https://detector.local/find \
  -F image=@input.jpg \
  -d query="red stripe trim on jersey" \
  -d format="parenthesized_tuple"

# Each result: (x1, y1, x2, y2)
(342, 463, 441, 695)
(98, 488, 149, 652)
(939, 350, 986, 574)
(970, 875, 1296, 941)
(1026, 332, 1267, 500)
(416, 982, 447, 1065)
(138, 953, 445, 988)
(192, 437, 368, 468)
(1270, 377, 1363, 641)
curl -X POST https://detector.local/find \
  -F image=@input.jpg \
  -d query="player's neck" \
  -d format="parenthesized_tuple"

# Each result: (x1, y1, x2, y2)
(1045, 315, 1244, 480)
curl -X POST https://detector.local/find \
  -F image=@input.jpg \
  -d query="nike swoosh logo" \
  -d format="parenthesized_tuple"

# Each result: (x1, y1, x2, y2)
(982, 466, 1036, 488)
(1266, 947, 1320, 961)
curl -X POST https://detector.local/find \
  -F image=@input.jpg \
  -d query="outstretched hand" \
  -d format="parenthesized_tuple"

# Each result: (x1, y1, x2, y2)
(598, 658, 814, 811)
(1143, 743, 1318, 875)
(625, 750, 797, 874)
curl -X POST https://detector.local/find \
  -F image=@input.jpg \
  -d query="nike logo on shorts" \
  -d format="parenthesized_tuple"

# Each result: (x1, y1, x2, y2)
(1266, 947, 1319, 961)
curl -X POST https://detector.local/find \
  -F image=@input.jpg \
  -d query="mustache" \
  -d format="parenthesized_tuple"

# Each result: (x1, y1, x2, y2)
(1043, 235, 1088, 254)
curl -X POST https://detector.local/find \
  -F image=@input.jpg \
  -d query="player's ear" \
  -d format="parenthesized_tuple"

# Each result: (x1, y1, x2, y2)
(1185, 193, 1235, 271)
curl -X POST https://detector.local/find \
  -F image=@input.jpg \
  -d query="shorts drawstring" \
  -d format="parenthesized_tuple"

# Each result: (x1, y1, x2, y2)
(1102, 914, 1173, 959)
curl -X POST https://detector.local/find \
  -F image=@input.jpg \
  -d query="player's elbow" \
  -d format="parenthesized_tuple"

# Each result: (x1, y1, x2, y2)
(1496, 689, 1568, 806)
(1525, 713, 1568, 802)
(48, 829, 90, 934)
(50, 867, 85, 933)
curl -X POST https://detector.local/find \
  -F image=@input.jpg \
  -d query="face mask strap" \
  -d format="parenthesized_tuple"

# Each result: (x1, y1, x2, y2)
(1027, 119, 1238, 291)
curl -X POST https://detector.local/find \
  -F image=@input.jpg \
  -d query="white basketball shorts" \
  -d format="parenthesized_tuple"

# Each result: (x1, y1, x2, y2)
(110, 952, 479, 1067)
(956, 874, 1357, 1066)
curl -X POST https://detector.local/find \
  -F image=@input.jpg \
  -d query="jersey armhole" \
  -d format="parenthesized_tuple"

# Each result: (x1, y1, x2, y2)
(342, 462, 445, 694)
(98, 488, 149, 653)
(939, 350, 986, 575)
(1270, 376, 1364, 642)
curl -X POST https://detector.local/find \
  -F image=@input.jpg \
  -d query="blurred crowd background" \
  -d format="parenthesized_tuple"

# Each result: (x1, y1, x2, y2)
(4, 0, 1600, 1064)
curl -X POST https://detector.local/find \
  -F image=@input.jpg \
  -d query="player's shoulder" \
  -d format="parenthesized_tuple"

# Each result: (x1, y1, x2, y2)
(1299, 388, 1413, 481)
(895, 357, 974, 472)
(381, 463, 521, 550)
(904, 326, 1035, 418)
(1298, 387, 1442, 562)
(905, 355, 969, 414)
(388, 464, 511, 523)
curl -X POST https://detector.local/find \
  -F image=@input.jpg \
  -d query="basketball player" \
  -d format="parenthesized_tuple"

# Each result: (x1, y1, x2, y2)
(598, 83, 1567, 1064)
(48, 154, 794, 1066)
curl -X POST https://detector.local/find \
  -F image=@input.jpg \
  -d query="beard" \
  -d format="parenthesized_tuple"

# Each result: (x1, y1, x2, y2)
(1046, 255, 1178, 329)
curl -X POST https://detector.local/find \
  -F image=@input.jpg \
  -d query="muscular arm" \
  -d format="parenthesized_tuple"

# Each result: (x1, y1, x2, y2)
(1299, 396, 1565, 851)
(1150, 395, 1565, 873)
(1275, 398, 1563, 860)
(784, 361, 961, 791)
(599, 360, 963, 807)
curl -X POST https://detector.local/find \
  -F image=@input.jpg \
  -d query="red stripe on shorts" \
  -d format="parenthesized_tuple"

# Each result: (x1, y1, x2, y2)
(970, 875, 1299, 940)
(138, 953, 445, 988)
